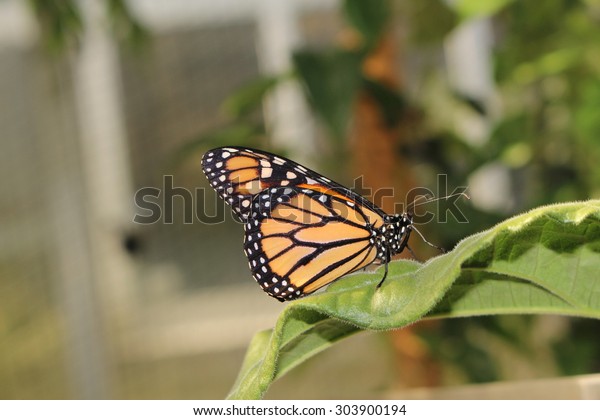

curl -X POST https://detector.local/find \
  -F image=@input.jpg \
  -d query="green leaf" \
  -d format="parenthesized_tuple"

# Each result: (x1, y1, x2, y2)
(227, 200, 600, 399)
(511, 48, 582, 85)
(400, 0, 457, 44)
(453, 0, 517, 20)
(106, 0, 149, 47)
(343, 0, 390, 49)
(362, 77, 407, 127)
(28, 0, 83, 52)
(222, 75, 286, 119)
(293, 50, 363, 144)
(170, 123, 264, 168)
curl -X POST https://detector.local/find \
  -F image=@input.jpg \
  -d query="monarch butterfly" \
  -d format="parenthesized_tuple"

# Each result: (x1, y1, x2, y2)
(202, 146, 415, 302)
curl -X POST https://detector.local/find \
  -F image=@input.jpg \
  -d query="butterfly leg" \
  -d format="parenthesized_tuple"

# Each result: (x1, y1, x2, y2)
(376, 250, 391, 288)
(376, 263, 388, 288)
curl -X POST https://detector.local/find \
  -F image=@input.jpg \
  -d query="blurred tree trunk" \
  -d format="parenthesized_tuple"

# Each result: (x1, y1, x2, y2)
(351, 31, 441, 389)
(353, 34, 414, 205)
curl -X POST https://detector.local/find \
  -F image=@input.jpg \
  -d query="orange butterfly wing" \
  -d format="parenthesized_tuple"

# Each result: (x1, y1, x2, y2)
(244, 186, 383, 301)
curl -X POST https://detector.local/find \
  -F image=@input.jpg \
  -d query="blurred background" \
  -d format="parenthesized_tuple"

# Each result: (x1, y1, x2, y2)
(1, 0, 599, 399)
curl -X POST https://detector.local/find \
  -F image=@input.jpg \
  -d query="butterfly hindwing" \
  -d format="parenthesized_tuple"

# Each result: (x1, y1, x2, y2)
(243, 185, 381, 301)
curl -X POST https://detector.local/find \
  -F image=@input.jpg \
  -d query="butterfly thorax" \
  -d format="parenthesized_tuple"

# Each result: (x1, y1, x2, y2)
(373, 213, 413, 263)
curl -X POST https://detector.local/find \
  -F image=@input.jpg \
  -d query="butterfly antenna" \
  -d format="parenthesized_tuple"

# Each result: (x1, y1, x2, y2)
(407, 191, 470, 213)
(411, 226, 445, 253)
(405, 243, 418, 260)
(407, 193, 434, 213)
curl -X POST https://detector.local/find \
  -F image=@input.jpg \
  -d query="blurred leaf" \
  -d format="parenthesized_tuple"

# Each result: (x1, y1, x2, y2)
(452, 91, 487, 116)
(401, 132, 482, 183)
(228, 200, 600, 399)
(27, 0, 147, 53)
(454, 0, 517, 20)
(28, 0, 83, 51)
(222, 75, 286, 119)
(511, 48, 582, 85)
(106, 0, 149, 48)
(419, 318, 500, 383)
(362, 77, 407, 127)
(400, 0, 457, 44)
(552, 318, 600, 374)
(293, 49, 363, 143)
(343, 0, 390, 49)
(171, 123, 265, 168)
(574, 79, 600, 191)
(486, 114, 532, 161)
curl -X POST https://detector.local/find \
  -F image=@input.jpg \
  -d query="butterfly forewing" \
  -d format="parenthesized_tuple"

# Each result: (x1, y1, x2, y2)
(201, 147, 378, 221)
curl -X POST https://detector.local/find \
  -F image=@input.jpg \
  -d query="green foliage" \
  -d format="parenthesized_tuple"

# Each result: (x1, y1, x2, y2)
(411, 0, 600, 217)
(105, 0, 149, 47)
(343, 0, 390, 49)
(196, 0, 408, 154)
(362, 77, 407, 127)
(399, 0, 457, 44)
(552, 318, 600, 375)
(171, 123, 266, 168)
(292, 50, 363, 144)
(27, 0, 147, 52)
(454, 0, 516, 20)
(391, 0, 600, 386)
(222, 75, 287, 119)
(228, 200, 600, 399)
(28, 0, 84, 51)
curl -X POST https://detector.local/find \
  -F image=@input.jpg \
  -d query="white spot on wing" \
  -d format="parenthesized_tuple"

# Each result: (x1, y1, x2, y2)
(261, 167, 273, 178)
